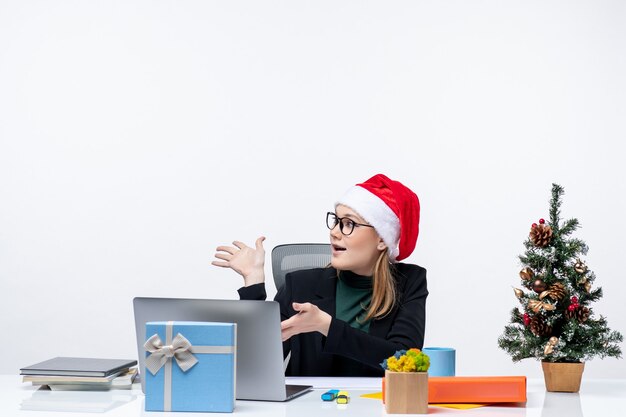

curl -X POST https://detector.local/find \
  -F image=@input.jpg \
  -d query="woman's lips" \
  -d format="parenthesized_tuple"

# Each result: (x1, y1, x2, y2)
(332, 244, 346, 255)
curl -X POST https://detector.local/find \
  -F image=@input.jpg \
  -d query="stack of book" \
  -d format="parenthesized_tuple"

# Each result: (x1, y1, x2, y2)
(20, 357, 138, 391)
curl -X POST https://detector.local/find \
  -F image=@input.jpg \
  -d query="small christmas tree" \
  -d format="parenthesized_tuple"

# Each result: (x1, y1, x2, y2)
(498, 184, 622, 363)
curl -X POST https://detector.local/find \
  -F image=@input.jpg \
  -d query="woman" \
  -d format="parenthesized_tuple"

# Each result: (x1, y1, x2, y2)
(212, 174, 427, 376)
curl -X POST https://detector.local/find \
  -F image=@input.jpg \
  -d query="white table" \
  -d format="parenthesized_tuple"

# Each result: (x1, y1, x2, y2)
(2, 375, 625, 417)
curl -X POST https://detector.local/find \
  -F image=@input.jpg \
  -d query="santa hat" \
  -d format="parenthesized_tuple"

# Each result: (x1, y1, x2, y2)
(336, 174, 420, 262)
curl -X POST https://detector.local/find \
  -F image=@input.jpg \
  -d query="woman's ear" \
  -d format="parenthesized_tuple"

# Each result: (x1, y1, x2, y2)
(377, 238, 387, 251)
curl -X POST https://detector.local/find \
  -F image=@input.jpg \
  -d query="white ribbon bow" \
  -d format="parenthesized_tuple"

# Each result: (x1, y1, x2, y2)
(144, 333, 198, 375)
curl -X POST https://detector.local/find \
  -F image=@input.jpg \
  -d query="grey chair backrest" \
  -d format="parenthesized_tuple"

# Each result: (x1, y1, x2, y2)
(271, 244, 332, 291)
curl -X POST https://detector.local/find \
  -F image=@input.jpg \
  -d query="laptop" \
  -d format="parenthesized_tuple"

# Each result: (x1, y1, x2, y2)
(133, 297, 312, 401)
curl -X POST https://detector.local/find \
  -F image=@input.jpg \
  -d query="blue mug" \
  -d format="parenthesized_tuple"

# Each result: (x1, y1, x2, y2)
(422, 347, 455, 376)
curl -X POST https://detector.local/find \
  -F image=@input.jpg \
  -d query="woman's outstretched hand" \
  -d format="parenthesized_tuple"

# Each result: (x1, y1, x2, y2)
(280, 302, 332, 341)
(212, 236, 266, 287)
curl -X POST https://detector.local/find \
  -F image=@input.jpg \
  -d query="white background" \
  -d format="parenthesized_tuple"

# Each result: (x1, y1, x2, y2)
(1, 0, 625, 378)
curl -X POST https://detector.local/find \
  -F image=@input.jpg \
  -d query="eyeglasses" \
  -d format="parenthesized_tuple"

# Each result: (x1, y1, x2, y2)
(326, 212, 374, 236)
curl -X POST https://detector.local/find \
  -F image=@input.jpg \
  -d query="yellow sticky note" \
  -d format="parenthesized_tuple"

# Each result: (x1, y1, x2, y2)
(359, 392, 489, 410)
(360, 392, 383, 400)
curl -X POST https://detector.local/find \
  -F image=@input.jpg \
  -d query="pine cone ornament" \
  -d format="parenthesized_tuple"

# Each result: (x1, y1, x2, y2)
(539, 282, 567, 301)
(576, 306, 590, 323)
(530, 223, 553, 247)
(565, 305, 590, 322)
(530, 315, 552, 336)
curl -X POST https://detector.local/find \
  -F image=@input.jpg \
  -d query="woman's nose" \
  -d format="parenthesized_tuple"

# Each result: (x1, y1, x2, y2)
(329, 222, 342, 239)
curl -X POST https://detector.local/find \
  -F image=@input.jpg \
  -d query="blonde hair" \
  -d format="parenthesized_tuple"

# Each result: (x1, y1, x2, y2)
(363, 249, 396, 322)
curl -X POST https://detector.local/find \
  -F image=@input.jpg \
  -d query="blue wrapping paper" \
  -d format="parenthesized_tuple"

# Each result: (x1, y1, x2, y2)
(144, 321, 236, 412)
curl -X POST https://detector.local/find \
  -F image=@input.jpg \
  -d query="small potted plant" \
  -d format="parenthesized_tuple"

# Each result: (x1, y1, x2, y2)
(381, 348, 430, 414)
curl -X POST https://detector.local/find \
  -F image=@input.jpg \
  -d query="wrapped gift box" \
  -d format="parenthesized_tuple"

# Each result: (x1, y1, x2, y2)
(144, 321, 236, 412)
(428, 376, 526, 403)
(382, 375, 527, 404)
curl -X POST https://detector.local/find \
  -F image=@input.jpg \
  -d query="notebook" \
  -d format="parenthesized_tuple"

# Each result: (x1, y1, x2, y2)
(20, 357, 137, 377)
(133, 297, 313, 402)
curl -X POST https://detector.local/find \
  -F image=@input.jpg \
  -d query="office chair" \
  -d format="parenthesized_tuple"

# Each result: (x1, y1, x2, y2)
(271, 244, 332, 291)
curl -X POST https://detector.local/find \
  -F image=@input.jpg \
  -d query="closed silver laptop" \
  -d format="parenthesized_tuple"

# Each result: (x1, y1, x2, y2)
(133, 297, 312, 401)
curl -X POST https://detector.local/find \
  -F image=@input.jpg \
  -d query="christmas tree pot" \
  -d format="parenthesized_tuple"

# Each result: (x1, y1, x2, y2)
(541, 361, 585, 393)
(384, 370, 428, 414)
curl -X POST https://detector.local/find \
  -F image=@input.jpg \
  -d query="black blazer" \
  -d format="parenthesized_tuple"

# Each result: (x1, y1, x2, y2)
(238, 263, 428, 376)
